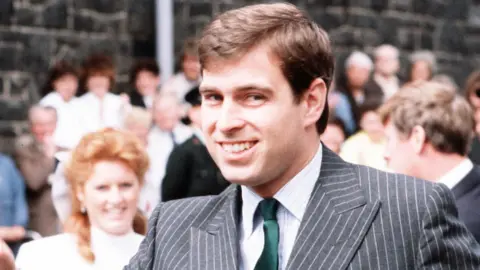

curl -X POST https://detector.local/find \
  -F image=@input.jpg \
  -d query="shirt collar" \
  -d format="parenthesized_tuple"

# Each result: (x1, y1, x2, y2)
(192, 127, 205, 145)
(438, 158, 474, 189)
(241, 143, 323, 238)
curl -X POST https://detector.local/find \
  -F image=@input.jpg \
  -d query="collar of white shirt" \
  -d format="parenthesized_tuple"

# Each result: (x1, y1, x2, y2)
(437, 158, 474, 189)
(192, 127, 205, 145)
(241, 143, 323, 238)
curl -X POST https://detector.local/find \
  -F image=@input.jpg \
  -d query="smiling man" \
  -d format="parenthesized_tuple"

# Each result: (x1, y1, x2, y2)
(125, 3, 480, 270)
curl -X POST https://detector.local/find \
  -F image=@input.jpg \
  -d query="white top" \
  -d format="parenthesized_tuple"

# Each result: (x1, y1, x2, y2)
(71, 92, 126, 144)
(239, 143, 322, 270)
(15, 227, 143, 270)
(438, 158, 474, 189)
(374, 73, 400, 101)
(147, 124, 192, 204)
(40, 92, 80, 149)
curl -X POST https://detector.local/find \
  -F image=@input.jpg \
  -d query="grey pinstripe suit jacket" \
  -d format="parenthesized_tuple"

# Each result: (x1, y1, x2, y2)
(125, 147, 480, 270)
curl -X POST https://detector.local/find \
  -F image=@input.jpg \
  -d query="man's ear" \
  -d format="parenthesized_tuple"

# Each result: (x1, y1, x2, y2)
(409, 125, 427, 154)
(303, 78, 327, 129)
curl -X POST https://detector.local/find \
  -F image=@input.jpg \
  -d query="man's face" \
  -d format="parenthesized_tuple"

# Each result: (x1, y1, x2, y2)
(383, 121, 417, 175)
(200, 44, 317, 189)
(375, 55, 399, 77)
(135, 70, 159, 97)
(346, 65, 371, 88)
(153, 98, 180, 131)
(410, 60, 431, 82)
(30, 111, 56, 143)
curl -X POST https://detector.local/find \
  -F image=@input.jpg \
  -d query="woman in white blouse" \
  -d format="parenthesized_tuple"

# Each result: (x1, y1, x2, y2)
(16, 128, 149, 270)
(39, 61, 80, 149)
(71, 54, 129, 145)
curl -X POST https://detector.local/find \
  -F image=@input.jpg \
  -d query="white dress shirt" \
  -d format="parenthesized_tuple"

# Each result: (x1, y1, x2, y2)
(16, 226, 143, 270)
(147, 124, 192, 203)
(239, 143, 323, 270)
(40, 92, 80, 149)
(438, 159, 474, 189)
(374, 73, 400, 101)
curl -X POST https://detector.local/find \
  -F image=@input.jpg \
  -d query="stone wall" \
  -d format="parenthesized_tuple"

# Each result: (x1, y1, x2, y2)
(0, 0, 479, 154)
(0, 0, 134, 153)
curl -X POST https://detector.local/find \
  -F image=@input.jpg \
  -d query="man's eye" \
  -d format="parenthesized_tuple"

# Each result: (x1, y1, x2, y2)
(244, 94, 266, 105)
(203, 94, 223, 103)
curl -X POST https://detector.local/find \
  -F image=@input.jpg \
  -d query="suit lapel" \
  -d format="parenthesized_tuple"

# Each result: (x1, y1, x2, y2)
(190, 185, 240, 270)
(286, 147, 381, 270)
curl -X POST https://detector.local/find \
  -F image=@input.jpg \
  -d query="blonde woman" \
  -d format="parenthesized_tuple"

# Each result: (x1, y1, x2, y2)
(16, 128, 148, 269)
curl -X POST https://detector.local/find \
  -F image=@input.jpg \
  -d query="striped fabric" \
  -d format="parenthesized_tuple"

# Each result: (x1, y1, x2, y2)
(125, 147, 480, 270)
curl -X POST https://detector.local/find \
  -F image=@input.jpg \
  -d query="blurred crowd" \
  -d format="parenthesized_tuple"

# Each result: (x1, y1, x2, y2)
(1, 35, 480, 269)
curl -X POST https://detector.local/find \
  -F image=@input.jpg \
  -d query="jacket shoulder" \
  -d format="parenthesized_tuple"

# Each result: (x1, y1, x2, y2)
(353, 164, 439, 207)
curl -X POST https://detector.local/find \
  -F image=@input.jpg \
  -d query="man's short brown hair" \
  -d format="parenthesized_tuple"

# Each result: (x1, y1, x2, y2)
(198, 3, 335, 134)
(379, 81, 474, 156)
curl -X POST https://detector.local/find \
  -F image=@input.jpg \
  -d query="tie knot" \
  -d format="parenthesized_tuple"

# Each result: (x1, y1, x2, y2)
(259, 198, 279, 221)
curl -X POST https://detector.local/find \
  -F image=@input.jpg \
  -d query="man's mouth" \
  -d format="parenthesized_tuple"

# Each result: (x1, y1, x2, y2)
(219, 141, 258, 153)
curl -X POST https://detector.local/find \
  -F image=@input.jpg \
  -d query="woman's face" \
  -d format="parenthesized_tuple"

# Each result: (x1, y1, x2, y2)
(77, 160, 140, 236)
(53, 74, 78, 101)
(410, 60, 431, 82)
(87, 75, 110, 97)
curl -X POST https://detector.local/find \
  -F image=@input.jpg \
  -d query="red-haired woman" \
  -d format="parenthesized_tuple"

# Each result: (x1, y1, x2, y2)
(16, 128, 148, 269)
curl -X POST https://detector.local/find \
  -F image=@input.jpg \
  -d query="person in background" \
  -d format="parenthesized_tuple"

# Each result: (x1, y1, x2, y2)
(162, 86, 229, 201)
(14, 105, 61, 237)
(320, 116, 346, 154)
(465, 70, 480, 164)
(72, 54, 128, 143)
(0, 153, 28, 256)
(407, 50, 437, 84)
(335, 51, 382, 134)
(147, 93, 192, 203)
(340, 103, 387, 170)
(16, 129, 148, 270)
(40, 61, 80, 150)
(431, 74, 459, 92)
(366, 44, 401, 101)
(128, 59, 160, 110)
(379, 81, 480, 242)
(161, 38, 202, 103)
(122, 107, 156, 217)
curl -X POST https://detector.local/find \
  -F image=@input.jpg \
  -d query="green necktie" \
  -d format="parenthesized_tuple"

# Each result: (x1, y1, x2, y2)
(254, 198, 280, 270)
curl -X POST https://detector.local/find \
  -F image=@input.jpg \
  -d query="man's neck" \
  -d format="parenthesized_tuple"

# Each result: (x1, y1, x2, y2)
(420, 153, 467, 182)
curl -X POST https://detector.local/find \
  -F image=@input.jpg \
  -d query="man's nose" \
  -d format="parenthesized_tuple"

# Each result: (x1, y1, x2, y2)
(216, 101, 245, 133)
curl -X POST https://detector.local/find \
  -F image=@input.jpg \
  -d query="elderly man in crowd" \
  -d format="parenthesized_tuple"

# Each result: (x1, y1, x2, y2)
(14, 105, 63, 237)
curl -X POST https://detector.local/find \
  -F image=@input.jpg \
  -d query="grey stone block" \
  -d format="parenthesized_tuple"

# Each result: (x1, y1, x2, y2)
(74, 0, 127, 14)
(0, 0, 13, 25)
(0, 45, 21, 71)
(15, 7, 39, 27)
(436, 23, 467, 54)
(44, 1, 68, 29)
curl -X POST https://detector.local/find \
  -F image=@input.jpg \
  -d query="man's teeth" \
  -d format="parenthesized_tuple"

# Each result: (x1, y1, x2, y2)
(222, 142, 255, 153)
(106, 208, 124, 214)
